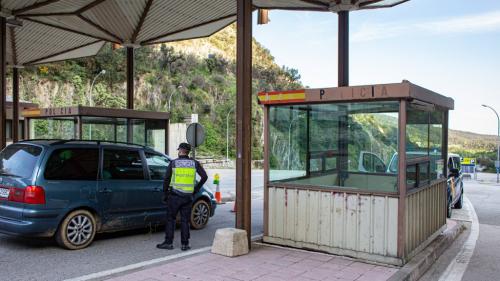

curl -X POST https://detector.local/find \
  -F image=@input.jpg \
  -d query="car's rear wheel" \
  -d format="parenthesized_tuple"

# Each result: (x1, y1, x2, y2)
(191, 200, 210, 230)
(56, 210, 97, 250)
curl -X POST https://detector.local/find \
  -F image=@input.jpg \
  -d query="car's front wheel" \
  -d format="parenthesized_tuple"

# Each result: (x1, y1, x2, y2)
(191, 200, 210, 230)
(56, 210, 97, 250)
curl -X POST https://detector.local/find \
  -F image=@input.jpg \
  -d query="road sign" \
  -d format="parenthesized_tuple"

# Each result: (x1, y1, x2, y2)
(461, 158, 476, 166)
(495, 160, 500, 169)
(186, 122, 205, 148)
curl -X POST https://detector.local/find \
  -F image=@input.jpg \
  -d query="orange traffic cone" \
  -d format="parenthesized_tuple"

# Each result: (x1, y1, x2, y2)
(213, 173, 222, 204)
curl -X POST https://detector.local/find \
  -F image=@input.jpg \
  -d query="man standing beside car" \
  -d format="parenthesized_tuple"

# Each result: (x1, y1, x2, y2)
(157, 143, 208, 251)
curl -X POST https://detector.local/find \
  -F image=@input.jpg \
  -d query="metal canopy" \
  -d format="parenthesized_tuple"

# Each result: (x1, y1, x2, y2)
(4, 0, 238, 46)
(2, 0, 408, 50)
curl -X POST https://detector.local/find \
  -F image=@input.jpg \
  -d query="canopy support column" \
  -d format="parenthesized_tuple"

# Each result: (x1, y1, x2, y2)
(127, 47, 134, 143)
(0, 17, 6, 149)
(397, 101, 408, 259)
(12, 67, 19, 142)
(338, 11, 349, 87)
(236, 0, 252, 248)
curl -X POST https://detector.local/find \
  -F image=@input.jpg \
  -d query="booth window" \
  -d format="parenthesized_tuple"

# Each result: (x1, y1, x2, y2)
(269, 101, 399, 192)
(405, 105, 445, 189)
(30, 118, 76, 139)
(82, 117, 127, 141)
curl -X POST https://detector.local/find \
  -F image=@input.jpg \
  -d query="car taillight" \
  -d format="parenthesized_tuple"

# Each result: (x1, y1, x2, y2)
(8, 188, 24, 203)
(24, 186, 46, 204)
(9, 186, 45, 204)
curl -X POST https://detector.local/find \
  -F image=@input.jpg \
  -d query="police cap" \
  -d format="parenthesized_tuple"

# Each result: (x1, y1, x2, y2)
(178, 142, 191, 151)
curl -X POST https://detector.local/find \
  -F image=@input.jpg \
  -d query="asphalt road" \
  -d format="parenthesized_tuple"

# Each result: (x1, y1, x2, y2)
(0, 199, 264, 281)
(205, 169, 264, 200)
(421, 173, 500, 281)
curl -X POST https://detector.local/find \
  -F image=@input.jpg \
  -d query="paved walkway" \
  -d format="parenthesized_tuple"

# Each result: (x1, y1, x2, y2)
(106, 243, 398, 281)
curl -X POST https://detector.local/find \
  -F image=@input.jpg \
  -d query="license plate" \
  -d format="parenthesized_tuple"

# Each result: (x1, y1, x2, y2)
(0, 187, 9, 199)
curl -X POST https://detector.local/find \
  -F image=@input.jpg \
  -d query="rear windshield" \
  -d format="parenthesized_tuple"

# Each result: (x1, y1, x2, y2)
(0, 144, 42, 178)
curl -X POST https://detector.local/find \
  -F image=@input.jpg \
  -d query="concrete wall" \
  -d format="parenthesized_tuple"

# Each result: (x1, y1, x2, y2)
(168, 123, 187, 157)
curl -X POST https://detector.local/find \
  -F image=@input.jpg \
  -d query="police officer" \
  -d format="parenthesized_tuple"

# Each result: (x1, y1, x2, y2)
(157, 143, 208, 251)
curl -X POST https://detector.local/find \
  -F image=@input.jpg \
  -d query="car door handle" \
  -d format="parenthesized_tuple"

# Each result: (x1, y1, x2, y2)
(152, 187, 162, 192)
(99, 188, 113, 193)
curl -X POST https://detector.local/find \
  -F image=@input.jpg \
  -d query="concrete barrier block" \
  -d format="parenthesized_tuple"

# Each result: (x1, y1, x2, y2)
(211, 228, 249, 257)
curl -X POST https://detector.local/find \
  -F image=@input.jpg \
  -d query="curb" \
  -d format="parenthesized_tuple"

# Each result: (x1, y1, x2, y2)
(388, 221, 466, 281)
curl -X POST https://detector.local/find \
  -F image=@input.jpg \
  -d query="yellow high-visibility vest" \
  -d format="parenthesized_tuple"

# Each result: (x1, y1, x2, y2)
(172, 159, 196, 194)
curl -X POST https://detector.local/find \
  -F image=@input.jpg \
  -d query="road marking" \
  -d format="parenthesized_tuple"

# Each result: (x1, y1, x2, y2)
(65, 234, 263, 281)
(438, 197, 479, 281)
(64, 246, 212, 281)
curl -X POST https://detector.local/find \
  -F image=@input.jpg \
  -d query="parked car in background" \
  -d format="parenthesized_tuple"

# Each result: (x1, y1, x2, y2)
(358, 150, 464, 218)
(0, 140, 216, 250)
(447, 153, 464, 218)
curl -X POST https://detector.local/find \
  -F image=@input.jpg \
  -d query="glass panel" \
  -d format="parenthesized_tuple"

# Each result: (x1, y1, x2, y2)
(6, 120, 12, 139)
(406, 108, 429, 159)
(103, 150, 145, 180)
(309, 104, 339, 175)
(44, 149, 99, 180)
(132, 119, 146, 146)
(146, 120, 166, 153)
(406, 165, 417, 189)
(268, 101, 399, 192)
(0, 144, 42, 178)
(30, 118, 75, 139)
(419, 162, 430, 185)
(429, 111, 444, 179)
(19, 120, 24, 139)
(145, 152, 170, 180)
(269, 106, 307, 181)
(82, 117, 127, 142)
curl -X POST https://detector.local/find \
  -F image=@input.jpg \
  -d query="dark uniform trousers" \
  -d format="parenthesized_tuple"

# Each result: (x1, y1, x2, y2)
(164, 192, 193, 245)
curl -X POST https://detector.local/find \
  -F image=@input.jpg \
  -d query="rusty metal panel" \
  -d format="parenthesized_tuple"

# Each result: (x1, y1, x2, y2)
(296, 189, 308, 242)
(404, 180, 447, 258)
(267, 186, 399, 260)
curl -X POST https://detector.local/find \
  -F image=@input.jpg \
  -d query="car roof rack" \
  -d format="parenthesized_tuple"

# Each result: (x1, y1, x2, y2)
(19, 138, 145, 148)
(48, 139, 149, 149)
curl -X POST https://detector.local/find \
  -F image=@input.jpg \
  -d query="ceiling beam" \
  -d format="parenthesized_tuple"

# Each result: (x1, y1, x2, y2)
(18, 12, 75, 17)
(76, 0, 108, 14)
(9, 27, 18, 66)
(141, 13, 236, 45)
(77, 15, 123, 43)
(25, 18, 120, 44)
(12, 0, 61, 15)
(131, 0, 154, 43)
(299, 0, 329, 7)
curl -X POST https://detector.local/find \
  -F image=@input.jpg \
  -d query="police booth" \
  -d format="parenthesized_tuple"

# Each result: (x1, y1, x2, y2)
(22, 106, 169, 154)
(260, 81, 454, 265)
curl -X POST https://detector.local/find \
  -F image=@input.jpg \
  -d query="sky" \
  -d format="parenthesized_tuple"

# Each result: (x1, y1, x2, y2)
(252, 0, 500, 136)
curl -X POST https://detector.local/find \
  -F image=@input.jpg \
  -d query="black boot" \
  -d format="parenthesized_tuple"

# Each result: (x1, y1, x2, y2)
(156, 241, 174, 250)
(181, 244, 191, 251)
